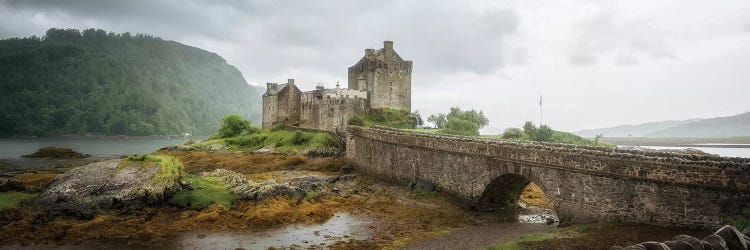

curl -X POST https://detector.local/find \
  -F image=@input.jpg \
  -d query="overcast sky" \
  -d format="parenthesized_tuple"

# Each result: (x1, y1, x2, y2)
(1, 0, 749, 132)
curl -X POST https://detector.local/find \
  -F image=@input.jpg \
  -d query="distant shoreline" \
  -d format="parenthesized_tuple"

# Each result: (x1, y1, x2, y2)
(601, 137, 750, 147)
(1, 135, 206, 140)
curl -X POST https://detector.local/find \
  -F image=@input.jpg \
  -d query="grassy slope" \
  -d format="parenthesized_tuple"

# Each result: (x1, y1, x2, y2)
(196, 129, 339, 153)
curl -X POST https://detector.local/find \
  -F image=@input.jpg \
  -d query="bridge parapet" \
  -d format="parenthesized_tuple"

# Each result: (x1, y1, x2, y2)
(349, 126, 750, 192)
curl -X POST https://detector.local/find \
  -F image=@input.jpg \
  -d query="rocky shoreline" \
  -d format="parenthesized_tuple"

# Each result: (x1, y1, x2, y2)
(1, 143, 745, 249)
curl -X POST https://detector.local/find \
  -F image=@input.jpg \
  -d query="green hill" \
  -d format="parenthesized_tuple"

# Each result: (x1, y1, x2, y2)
(0, 28, 262, 136)
(575, 112, 750, 138)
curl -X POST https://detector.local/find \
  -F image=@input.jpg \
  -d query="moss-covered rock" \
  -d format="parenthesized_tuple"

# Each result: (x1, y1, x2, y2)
(34, 155, 183, 218)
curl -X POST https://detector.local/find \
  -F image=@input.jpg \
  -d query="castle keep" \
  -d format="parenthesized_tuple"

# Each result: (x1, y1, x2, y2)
(262, 41, 412, 131)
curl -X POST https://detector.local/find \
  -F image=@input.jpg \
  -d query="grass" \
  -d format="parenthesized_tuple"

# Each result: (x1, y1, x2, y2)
(158, 150, 347, 174)
(0, 191, 37, 209)
(196, 129, 339, 154)
(124, 154, 184, 186)
(168, 176, 239, 210)
(359, 108, 417, 129)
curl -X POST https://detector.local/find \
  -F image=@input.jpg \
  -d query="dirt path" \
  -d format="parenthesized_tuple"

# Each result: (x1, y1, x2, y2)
(400, 222, 553, 250)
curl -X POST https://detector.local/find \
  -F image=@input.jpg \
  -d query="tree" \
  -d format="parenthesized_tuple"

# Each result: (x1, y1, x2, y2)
(501, 128, 526, 139)
(523, 121, 537, 138)
(431, 107, 490, 136)
(536, 124, 553, 142)
(217, 114, 257, 138)
(427, 114, 447, 129)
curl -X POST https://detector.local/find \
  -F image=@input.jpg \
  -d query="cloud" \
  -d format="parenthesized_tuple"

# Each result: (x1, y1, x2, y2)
(1, 0, 750, 132)
(568, 10, 677, 66)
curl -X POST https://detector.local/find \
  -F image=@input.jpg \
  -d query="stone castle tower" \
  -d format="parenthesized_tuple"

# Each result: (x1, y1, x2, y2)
(348, 41, 412, 111)
(262, 41, 412, 132)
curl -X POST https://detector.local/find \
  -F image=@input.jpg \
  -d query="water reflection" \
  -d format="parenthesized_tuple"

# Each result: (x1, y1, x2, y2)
(179, 212, 372, 249)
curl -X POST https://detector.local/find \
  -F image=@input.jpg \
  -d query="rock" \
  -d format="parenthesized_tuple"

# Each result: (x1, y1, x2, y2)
(327, 174, 356, 184)
(34, 159, 181, 218)
(714, 225, 748, 250)
(340, 165, 355, 174)
(641, 241, 670, 250)
(410, 180, 437, 192)
(664, 240, 696, 250)
(207, 144, 229, 151)
(675, 234, 705, 250)
(288, 176, 327, 191)
(22, 147, 89, 159)
(703, 235, 728, 250)
(623, 244, 647, 250)
(162, 145, 197, 151)
(0, 177, 24, 192)
(200, 169, 303, 201)
(701, 241, 715, 250)
(253, 145, 275, 154)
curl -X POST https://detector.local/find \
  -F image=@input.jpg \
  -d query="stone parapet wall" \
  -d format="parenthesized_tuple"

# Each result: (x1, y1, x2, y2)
(351, 126, 750, 192)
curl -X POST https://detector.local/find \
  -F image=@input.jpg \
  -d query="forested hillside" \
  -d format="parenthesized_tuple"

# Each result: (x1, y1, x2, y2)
(0, 28, 262, 136)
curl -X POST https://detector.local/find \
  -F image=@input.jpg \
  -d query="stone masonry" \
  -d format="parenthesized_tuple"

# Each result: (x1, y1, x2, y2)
(346, 126, 750, 227)
(262, 41, 412, 132)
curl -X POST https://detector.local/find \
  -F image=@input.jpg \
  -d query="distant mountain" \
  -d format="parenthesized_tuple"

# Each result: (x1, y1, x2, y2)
(575, 112, 750, 138)
(0, 28, 262, 136)
(647, 112, 750, 137)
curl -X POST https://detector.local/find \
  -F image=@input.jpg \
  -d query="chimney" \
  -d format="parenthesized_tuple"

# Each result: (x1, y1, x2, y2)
(287, 79, 295, 84)
(383, 41, 394, 62)
(365, 48, 374, 57)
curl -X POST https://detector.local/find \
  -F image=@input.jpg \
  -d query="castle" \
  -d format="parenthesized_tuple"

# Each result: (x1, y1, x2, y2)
(262, 41, 412, 132)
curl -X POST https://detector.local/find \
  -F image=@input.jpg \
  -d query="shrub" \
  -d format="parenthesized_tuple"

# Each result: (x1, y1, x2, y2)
(348, 117, 363, 126)
(287, 131, 309, 145)
(502, 128, 527, 140)
(217, 114, 258, 138)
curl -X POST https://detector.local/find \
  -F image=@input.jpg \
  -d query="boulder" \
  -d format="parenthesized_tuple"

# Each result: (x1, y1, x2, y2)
(641, 241, 670, 250)
(199, 169, 303, 201)
(664, 240, 697, 250)
(34, 159, 181, 218)
(0, 177, 24, 192)
(675, 234, 705, 250)
(253, 145, 275, 154)
(714, 225, 748, 250)
(410, 180, 437, 192)
(703, 235, 728, 250)
(623, 244, 647, 250)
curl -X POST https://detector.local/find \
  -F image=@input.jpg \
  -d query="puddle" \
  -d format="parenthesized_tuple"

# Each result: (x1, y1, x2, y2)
(179, 212, 372, 249)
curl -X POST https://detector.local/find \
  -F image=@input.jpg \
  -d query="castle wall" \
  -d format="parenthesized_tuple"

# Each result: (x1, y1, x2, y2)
(299, 92, 367, 132)
(348, 60, 412, 111)
(262, 83, 301, 129)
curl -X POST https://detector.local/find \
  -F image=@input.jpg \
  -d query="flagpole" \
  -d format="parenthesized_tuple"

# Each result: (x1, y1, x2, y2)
(539, 94, 543, 126)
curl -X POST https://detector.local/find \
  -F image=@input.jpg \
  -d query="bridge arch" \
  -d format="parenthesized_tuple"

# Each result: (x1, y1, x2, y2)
(479, 173, 531, 210)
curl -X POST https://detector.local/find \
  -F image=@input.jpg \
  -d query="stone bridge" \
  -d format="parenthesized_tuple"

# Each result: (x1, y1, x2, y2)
(345, 126, 750, 227)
